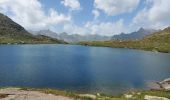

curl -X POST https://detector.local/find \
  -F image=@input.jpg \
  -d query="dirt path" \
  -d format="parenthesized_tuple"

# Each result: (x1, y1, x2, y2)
(0, 88, 73, 100)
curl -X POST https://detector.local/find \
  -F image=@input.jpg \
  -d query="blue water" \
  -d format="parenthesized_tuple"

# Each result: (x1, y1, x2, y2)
(0, 44, 170, 95)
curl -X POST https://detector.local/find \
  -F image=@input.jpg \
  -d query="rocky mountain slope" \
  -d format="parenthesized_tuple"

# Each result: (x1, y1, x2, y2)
(31, 30, 111, 43)
(112, 28, 157, 40)
(79, 27, 170, 53)
(0, 13, 66, 44)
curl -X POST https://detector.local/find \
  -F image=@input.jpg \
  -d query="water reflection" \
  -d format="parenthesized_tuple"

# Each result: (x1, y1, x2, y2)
(0, 45, 170, 95)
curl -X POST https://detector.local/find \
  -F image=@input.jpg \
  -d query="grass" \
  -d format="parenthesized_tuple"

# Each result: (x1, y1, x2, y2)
(79, 27, 170, 53)
(121, 90, 170, 100)
(0, 87, 170, 100)
(19, 88, 170, 100)
(79, 40, 170, 53)
(0, 13, 67, 44)
(20, 88, 95, 100)
(0, 36, 67, 44)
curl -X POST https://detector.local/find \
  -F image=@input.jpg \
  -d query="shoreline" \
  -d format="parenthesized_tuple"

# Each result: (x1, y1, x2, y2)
(78, 41, 170, 53)
(79, 44, 170, 53)
(0, 87, 169, 100)
(0, 43, 170, 54)
(0, 78, 170, 100)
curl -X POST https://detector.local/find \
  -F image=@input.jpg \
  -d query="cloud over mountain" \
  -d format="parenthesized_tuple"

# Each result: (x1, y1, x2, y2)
(0, 0, 170, 36)
(0, 0, 71, 30)
(132, 0, 170, 29)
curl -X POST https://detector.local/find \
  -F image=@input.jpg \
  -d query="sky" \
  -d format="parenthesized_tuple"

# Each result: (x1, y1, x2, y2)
(0, 0, 170, 36)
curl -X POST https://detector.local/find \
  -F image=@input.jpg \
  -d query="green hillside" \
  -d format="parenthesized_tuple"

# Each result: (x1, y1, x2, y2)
(0, 13, 66, 44)
(79, 27, 170, 53)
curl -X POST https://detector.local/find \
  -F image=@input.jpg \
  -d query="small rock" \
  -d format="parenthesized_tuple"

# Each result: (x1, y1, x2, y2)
(146, 81, 162, 90)
(0, 88, 73, 100)
(79, 94, 96, 99)
(144, 95, 170, 100)
(159, 78, 170, 90)
(124, 94, 133, 99)
(97, 93, 100, 96)
(137, 92, 141, 95)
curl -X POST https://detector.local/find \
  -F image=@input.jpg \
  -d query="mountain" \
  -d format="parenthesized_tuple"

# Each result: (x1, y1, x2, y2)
(0, 13, 65, 44)
(31, 30, 111, 43)
(0, 13, 32, 37)
(31, 30, 59, 38)
(142, 27, 170, 44)
(58, 33, 111, 42)
(112, 28, 157, 40)
(79, 27, 170, 53)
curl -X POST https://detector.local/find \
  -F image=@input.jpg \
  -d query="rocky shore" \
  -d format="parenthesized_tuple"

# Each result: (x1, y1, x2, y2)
(0, 88, 72, 100)
(159, 78, 170, 90)
(0, 78, 170, 100)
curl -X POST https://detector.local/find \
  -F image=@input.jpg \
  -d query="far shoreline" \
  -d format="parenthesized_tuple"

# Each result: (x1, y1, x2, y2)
(78, 43, 170, 53)
(0, 43, 170, 54)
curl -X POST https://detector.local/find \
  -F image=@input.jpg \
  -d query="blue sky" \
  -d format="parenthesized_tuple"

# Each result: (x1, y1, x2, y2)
(0, 0, 170, 36)
(40, 0, 143, 26)
(41, 0, 95, 26)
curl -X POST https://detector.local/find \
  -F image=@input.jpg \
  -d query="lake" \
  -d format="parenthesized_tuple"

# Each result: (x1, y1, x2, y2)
(0, 44, 170, 95)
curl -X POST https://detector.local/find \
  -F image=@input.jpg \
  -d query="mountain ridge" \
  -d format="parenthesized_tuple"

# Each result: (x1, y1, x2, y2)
(0, 13, 66, 44)
(31, 30, 111, 42)
(112, 27, 157, 40)
(79, 27, 170, 53)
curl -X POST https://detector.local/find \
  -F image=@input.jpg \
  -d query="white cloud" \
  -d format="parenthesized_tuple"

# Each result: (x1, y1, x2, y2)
(94, 0, 140, 16)
(1, 0, 127, 36)
(132, 0, 170, 29)
(86, 19, 126, 35)
(0, 0, 71, 30)
(0, 0, 7, 3)
(61, 0, 80, 11)
(63, 23, 89, 35)
(3, 0, 169, 36)
(92, 9, 100, 19)
(63, 19, 126, 36)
